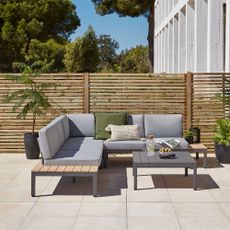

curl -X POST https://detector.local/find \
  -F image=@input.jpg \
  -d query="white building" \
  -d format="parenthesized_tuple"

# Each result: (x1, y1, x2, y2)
(154, 0, 230, 73)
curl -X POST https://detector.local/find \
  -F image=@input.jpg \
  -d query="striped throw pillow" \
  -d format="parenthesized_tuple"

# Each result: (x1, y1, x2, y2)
(105, 124, 141, 142)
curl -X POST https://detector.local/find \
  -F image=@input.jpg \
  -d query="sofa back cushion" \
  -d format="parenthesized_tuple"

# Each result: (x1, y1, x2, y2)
(39, 115, 68, 159)
(94, 112, 127, 140)
(127, 114, 144, 137)
(68, 114, 95, 137)
(144, 114, 183, 138)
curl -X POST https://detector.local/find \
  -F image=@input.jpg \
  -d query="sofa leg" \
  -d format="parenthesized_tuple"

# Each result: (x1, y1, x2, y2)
(72, 177, 76, 183)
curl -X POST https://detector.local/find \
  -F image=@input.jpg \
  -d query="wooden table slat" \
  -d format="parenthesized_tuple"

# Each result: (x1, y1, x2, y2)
(64, 166, 74, 172)
(81, 166, 90, 172)
(40, 165, 50, 172)
(56, 166, 66, 172)
(48, 166, 58, 172)
(73, 166, 83, 172)
(32, 163, 43, 172)
(89, 166, 98, 173)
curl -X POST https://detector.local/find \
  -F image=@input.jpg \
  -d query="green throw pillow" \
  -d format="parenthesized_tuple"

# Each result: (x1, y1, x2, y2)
(94, 112, 127, 140)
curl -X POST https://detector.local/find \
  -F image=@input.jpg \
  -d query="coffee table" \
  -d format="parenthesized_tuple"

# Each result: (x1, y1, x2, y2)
(133, 151, 197, 190)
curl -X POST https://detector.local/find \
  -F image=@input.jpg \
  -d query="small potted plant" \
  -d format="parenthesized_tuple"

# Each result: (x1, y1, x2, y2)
(3, 61, 55, 159)
(214, 119, 230, 163)
(184, 130, 195, 144)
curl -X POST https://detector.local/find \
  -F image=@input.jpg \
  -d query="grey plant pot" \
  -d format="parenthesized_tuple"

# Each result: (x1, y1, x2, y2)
(24, 132, 40, 159)
(214, 142, 230, 163)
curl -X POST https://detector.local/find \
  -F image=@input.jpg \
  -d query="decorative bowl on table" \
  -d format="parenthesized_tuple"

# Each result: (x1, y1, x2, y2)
(159, 148, 176, 159)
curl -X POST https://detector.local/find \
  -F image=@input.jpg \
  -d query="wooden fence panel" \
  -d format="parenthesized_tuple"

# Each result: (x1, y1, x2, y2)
(89, 73, 186, 114)
(0, 72, 228, 155)
(0, 74, 84, 153)
(192, 73, 230, 153)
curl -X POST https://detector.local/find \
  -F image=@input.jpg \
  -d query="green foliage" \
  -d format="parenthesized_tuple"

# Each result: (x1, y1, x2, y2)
(214, 119, 230, 146)
(64, 26, 99, 72)
(0, 0, 80, 72)
(184, 130, 195, 139)
(97, 35, 119, 72)
(3, 61, 55, 133)
(92, 0, 154, 17)
(91, 0, 155, 72)
(120, 45, 148, 73)
(27, 39, 66, 72)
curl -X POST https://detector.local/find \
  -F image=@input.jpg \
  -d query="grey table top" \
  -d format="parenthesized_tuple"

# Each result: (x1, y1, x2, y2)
(133, 151, 197, 167)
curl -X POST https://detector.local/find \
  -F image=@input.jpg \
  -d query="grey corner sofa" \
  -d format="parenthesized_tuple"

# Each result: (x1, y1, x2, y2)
(36, 113, 188, 196)
(38, 113, 188, 168)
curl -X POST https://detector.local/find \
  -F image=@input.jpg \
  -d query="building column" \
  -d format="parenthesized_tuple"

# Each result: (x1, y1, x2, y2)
(226, 0, 230, 72)
(186, 1, 195, 72)
(169, 20, 174, 73)
(173, 15, 179, 73)
(207, 0, 224, 72)
(195, 0, 208, 72)
(179, 7, 186, 73)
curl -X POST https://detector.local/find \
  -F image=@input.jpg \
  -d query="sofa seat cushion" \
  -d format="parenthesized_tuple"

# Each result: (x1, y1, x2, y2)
(43, 137, 103, 166)
(153, 138, 188, 150)
(104, 140, 146, 151)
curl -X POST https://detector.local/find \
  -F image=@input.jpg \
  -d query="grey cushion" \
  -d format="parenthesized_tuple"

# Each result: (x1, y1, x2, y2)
(154, 138, 188, 150)
(39, 115, 67, 160)
(144, 114, 183, 138)
(127, 114, 144, 137)
(68, 114, 95, 137)
(44, 137, 103, 166)
(104, 140, 146, 151)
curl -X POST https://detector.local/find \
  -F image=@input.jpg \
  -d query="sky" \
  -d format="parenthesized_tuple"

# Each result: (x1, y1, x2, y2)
(71, 0, 148, 53)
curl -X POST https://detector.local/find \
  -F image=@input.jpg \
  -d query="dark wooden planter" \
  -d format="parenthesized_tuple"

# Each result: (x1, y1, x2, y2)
(24, 132, 40, 159)
(214, 142, 230, 163)
(190, 127, 200, 143)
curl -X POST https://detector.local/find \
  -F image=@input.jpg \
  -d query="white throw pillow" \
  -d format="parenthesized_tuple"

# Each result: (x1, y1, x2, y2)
(105, 124, 141, 142)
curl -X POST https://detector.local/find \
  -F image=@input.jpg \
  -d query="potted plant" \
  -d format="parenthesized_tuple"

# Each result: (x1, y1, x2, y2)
(184, 130, 195, 144)
(3, 61, 55, 159)
(214, 119, 230, 163)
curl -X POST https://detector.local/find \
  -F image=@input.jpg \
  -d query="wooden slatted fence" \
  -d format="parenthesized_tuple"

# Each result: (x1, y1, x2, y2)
(0, 72, 229, 154)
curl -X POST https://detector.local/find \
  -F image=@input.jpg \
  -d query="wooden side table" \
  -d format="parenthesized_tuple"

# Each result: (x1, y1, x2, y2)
(189, 143, 208, 168)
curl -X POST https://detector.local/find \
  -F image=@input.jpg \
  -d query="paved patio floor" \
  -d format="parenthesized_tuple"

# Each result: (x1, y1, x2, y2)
(1, 153, 230, 230)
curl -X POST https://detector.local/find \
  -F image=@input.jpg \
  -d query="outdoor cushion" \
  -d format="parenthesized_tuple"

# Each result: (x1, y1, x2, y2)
(144, 114, 183, 138)
(127, 114, 145, 137)
(44, 137, 103, 166)
(39, 115, 67, 160)
(153, 138, 188, 150)
(105, 124, 141, 141)
(68, 113, 95, 137)
(94, 112, 127, 140)
(104, 140, 146, 151)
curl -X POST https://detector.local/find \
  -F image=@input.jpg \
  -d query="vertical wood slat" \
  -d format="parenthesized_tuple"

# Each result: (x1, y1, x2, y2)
(186, 72, 193, 130)
(84, 72, 90, 113)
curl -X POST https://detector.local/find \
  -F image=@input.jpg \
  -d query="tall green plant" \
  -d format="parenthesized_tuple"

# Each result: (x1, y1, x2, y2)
(3, 61, 55, 133)
(214, 119, 230, 146)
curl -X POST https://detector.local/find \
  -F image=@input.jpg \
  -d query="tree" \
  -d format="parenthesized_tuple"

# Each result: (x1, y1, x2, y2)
(0, 0, 80, 71)
(64, 26, 99, 72)
(120, 45, 148, 73)
(91, 0, 155, 72)
(27, 39, 66, 72)
(97, 35, 119, 72)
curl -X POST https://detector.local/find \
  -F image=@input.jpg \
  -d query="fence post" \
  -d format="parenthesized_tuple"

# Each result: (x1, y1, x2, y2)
(186, 72, 193, 130)
(84, 72, 89, 113)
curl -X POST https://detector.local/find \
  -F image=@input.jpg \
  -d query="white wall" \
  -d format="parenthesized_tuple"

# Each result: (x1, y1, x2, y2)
(154, 0, 228, 73)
